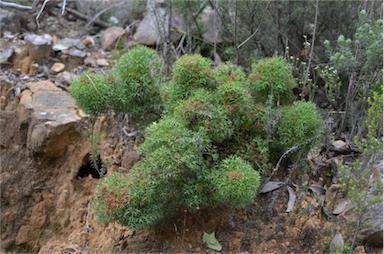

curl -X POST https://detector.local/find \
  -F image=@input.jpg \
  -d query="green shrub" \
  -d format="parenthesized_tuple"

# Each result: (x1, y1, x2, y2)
(94, 117, 216, 229)
(214, 81, 256, 131)
(93, 172, 131, 224)
(160, 81, 185, 113)
(273, 101, 322, 159)
(116, 45, 162, 118)
(172, 54, 215, 91)
(70, 71, 113, 115)
(138, 116, 215, 162)
(248, 57, 296, 105)
(211, 156, 260, 207)
(161, 55, 216, 114)
(173, 88, 234, 143)
(92, 53, 322, 231)
(213, 62, 247, 85)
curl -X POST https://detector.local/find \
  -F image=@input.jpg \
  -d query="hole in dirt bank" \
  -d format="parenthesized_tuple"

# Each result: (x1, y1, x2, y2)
(77, 153, 106, 179)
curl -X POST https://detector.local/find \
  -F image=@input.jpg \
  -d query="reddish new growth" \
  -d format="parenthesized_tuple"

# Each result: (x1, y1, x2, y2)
(102, 186, 129, 210)
(80, 77, 89, 85)
(183, 101, 205, 114)
(228, 171, 244, 180)
(226, 103, 238, 112)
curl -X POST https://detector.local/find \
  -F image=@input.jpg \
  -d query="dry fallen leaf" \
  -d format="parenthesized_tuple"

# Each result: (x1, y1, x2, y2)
(286, 186, 296, 212)
(260, 181, 285, 193)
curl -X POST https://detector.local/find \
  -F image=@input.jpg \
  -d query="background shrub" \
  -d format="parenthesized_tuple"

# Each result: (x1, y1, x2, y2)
(70, 72, 113, 115)
(248, 57, 296, 105)
(116, 45, 163, 119)
(272, 101, 323, 159)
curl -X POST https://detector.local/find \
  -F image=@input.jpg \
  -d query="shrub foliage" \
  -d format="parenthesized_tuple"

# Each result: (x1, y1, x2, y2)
(71, 50, 323, 230)
(71, 46, 162, 122)
(248, 57, 296, 105)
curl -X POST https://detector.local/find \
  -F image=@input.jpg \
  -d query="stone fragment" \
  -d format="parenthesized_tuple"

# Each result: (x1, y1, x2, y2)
(324, 184, 340, 213)
(53, 38, 85, 51)
(332, 140, 347, 150)
(19, 81, 84, 157)
(354, 246, 366, 254)
(102, 26, 125, 50)
(0, 45, 13, 65)
(82, 36, 95, 47)
(25, 33, 52, 64)
(332, 198, 351, 215)
(50, 62, 66, 74)
(84, 56, 98, 67)
(329, 232, 344, 253)
(67, 49, 86, 70)
(96, 58, 109, 67)
(57, 71, 77, 85)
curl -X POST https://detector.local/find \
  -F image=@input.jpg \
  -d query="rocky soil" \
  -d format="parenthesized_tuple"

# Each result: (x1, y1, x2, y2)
(0, 1, 382, 253)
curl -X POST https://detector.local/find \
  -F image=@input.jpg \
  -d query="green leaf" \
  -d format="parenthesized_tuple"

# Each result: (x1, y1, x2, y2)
(203, 232, 222, 251)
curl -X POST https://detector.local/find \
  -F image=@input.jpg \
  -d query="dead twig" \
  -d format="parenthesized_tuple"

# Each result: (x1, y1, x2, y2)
(65, 7, 109, 29)
(36, 0, 50, 27)
(0, 0, 34, 10)
(301, 0, 319, 100)
(84, 1, 126, 29)
(85, 198, 94, 233)
(33, 185, 54, 191)
(260, 134, 322, 192)
(237, 0, 272, 49)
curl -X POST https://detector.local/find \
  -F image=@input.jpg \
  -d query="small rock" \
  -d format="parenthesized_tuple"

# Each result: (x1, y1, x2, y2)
(102, 26, 125, 50)
(0, 46, 13, 65)
(25, 33, 52, 64)
(329, 232, 344, 253)
(354, 246, 366, 254)
(50, 63, 65, 74)
(332, 140, 347, 150)
(21, 81, 83, 157)
(84, 56, 98, 67)
(359, 199, 383, 247)
(325, 184, 340, 212)
(332, 198, 351, 215)
(53, 38, 85, 51)
(96, 58, 109, 67)
(67, 49, 86, 70)
(82, 36, 95, 47)
(57, 71, 77, 85)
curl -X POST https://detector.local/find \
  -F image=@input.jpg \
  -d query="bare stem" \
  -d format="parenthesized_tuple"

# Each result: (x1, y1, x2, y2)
(301, 0, 319, 100)
(0, 0, 34, 10)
